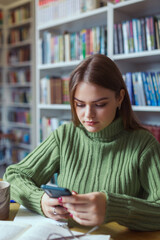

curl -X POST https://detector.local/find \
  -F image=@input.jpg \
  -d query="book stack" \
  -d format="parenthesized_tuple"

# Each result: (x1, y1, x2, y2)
(11, 147, 29, 163)
(8, 109, 31, 124)
(40, 76, 70, 104)
(144, 124, 160, 143)
(41, 25, 107, 64)
(114, 15, 160, 54)
(8, 69, 30, 84)
(123, 71, 160, 106)
(8, 3, 30, 25)
(10, 89, 31, 104)
(9, 128, 30, 145)
(40, 116, 70, 141)
(8, 26, 31, 44)
(8, 46, 30, 64)
(38, 0, 106, 25)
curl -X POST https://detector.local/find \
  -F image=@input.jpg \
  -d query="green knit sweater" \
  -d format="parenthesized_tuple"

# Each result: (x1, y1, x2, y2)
(3, 118, 160, 231)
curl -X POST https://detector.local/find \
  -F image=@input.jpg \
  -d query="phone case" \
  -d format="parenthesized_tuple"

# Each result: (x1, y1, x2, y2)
(41, 185, 71, 198)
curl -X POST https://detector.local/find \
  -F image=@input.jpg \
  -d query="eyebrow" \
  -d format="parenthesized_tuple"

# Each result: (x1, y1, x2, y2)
(74, 97, 109, 103)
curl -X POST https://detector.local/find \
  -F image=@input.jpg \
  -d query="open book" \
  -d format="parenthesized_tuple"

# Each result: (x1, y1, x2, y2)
(0, 221, 110, 240)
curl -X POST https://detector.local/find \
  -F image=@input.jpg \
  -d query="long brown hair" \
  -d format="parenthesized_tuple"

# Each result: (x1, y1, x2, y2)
(69, 54, 144, 130)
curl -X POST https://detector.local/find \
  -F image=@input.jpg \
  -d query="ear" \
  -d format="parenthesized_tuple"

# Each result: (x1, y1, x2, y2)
(118, 89, 125, 105)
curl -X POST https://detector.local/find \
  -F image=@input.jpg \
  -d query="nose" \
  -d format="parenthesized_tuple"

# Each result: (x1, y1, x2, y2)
(85, 105, 95, 119)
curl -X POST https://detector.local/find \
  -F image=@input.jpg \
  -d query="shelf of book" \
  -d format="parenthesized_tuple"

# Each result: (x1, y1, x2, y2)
(132, 106, 160, 112)
(36, 0, 110, 145)
(7, 83, 31, 88)
(0, 6, 4, 134)
(38, 60, 81, 70)
(6, 122, 31, 129)
(7, 61, 32, 68)
(113, 50, 160, 61)
(1, 0, 36, 165)
(7, 103, 31, 108)
(39, 104, 71, 110)
(8, 40, 32, 49)
(8, 18, 32, 29)
(38, 5, 108, 31)
(36, 0, 160, 145)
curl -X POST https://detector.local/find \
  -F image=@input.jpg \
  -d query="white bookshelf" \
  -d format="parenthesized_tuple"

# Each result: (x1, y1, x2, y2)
(112, 0, 160, 126)
(35, 0, 160, 145)
(0, 5, 5, 131)
(35, 0, 109, 144)
(1, 0, 36, 164)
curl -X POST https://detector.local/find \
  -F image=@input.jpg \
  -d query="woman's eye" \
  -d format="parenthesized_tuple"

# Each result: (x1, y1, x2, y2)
(95, 103, 107, 107)
(76, 103, 85, 107)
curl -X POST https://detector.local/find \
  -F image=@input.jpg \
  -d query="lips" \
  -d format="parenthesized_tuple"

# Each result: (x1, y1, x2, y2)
(85, 121, 98, 126)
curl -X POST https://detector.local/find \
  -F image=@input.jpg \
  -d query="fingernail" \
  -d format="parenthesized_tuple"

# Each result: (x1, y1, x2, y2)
(69, 213, 73, 218)
(72, 190, 78, 194)
(58, 197, 62, 203)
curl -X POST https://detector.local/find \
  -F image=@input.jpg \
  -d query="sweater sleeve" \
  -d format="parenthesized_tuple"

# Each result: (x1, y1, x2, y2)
(103, 139, 160, 231)
(3, 132, 60, 215)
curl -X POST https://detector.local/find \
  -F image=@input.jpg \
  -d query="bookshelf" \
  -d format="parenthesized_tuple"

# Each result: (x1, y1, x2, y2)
(35, 0, 160, 145)
(2, 0, 36, 164)
(35, 0, 108, 144)
(0, 5, 4, 130)
(112, 0, 160, 126)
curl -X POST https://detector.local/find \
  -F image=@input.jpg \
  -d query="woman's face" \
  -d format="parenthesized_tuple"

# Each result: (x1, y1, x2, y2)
(74, 82, 124, 133)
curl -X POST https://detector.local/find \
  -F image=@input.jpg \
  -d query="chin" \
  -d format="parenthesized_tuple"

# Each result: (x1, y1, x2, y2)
(85, 126, 101, 133)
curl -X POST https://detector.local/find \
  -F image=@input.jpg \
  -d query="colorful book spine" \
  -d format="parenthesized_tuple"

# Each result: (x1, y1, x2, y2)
(8, 109, 31, 124)
(40, 76, 70, 105)
(115, 14, 160, 54)
(40, 116, 70, 141)
(38, 0, 102, 26)
(8, 69, 30, 84)
(124, 72, 134, 104)
(41, 25, 107, 64)
(141, 72, 151, 106)
(151, 72, 160, 105)
(123, 71, 160, 106)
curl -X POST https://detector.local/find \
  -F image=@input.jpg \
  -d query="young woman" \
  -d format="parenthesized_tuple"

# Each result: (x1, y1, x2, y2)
(4, 54, 160, 231)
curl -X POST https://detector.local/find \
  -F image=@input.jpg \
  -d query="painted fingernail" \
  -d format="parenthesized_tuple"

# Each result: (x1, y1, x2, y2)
(72, 190, 78, 194)
(69, 213, 73, 218)
(58, 197, 62, 203)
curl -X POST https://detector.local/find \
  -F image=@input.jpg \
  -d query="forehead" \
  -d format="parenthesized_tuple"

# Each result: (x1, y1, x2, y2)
(74, 82, 115, 100)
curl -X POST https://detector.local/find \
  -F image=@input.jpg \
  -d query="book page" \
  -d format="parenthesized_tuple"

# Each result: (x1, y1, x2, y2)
(17, 222, 72, 240)
(13, 206, 110, 240)
(14, 205, 68, 226)
(0, 221, 31, 240)
(17, 222, 110, 240)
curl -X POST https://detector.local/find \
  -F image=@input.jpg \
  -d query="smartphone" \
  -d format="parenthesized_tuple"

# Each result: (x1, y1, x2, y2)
(41, 185, 72, 198)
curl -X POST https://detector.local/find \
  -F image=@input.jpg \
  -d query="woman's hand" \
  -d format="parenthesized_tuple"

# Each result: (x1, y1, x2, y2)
(41, 193, 70, 220)
(61, 192, 106, 226)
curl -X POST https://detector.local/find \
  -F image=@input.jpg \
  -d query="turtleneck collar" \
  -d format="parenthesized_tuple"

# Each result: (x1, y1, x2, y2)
(79, 117, 124, 142)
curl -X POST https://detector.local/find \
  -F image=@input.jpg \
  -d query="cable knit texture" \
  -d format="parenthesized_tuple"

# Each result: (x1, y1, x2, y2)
(3, 117, 160, 231)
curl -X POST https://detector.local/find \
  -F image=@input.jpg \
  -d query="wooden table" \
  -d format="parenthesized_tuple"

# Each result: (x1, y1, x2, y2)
(7, 203, 160, 240)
